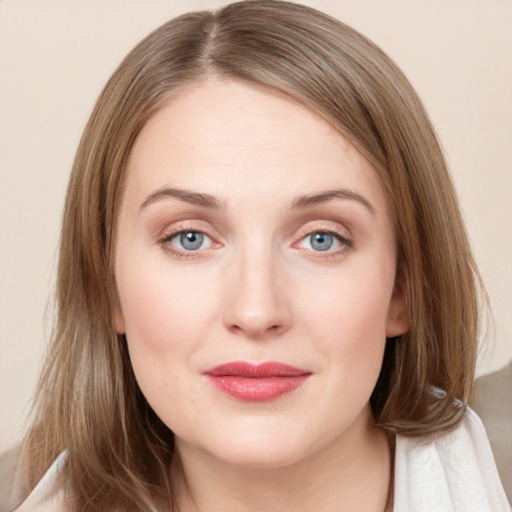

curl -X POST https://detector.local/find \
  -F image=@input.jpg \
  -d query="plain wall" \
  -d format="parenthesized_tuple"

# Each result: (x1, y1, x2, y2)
(1, 0, 511, 454)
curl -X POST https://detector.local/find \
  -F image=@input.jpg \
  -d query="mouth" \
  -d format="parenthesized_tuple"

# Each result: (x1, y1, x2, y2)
(203, 361, 312, 402)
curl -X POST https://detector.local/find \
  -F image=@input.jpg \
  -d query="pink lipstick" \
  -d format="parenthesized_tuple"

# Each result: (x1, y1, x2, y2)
(204, 362, 311, 401)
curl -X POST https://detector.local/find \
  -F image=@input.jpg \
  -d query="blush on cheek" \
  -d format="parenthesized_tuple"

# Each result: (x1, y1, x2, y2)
(121, 273, 217, 355)
(309, 283, 388, 369)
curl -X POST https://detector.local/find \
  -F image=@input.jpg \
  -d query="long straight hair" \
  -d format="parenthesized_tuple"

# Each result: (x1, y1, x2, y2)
(17, 1, 483, 510)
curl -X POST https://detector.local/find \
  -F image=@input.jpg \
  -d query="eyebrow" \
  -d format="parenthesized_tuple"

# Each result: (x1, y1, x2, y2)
(291, 188, 376, 214)
(139, 186, 375, 215)
(140, 187, 226, 210)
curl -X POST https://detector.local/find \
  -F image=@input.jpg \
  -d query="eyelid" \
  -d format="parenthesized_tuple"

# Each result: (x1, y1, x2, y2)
(157, 218, 222, 241)
(293, 220, 352, 241)
(292, 221, 355, 256)
(160, 225, 210, 243)
(158, 222, 222, 259)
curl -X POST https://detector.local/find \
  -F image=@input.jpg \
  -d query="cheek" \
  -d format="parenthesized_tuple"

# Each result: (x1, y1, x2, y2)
(296, 260, 394, 380)
(114, 259, 220, 411)
(300, 270, 393, 342)
(116, 266, 216, 425)
(117, 261, 217, 351)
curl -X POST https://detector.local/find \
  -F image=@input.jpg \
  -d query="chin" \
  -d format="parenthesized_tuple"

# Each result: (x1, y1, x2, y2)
(210, 440, 309, 470)
(180, 419, 313, 470)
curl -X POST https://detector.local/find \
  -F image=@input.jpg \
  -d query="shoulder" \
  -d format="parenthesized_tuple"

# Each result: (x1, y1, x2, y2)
(0, 446, 21, 512)
(393, 408, 511, 511)
(10, 452, 69, 512)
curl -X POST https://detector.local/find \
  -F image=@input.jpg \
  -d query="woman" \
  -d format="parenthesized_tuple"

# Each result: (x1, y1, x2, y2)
(7, 1, 510, 511)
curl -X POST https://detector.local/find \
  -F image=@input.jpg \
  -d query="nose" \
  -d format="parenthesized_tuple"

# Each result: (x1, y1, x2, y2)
(222, 244, 291, 339)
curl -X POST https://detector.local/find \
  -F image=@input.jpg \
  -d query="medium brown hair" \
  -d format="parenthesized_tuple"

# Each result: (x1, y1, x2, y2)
(18, 1, 483, 510)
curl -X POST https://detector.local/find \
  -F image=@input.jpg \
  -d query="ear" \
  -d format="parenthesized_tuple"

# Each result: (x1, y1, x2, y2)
(113, 307, 126, 335)
(386, 277, 409, 337)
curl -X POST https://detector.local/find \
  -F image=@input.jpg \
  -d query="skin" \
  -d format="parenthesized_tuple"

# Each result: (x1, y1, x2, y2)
(114, 78, 409, 512)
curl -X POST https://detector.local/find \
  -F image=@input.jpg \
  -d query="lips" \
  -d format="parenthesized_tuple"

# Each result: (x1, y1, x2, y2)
(204, 362, 311, 401)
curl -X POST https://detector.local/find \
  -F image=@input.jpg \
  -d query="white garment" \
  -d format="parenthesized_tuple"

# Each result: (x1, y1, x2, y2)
(13, 409, 511, 511)
(12, 451, 67, 512)
(393, 409, 511, 511)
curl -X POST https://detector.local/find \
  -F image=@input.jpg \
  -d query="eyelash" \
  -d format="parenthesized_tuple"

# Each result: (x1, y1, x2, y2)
(293, 225, 354, 260)
(158, 224, 354, 260)
(158, 225, 215, 260)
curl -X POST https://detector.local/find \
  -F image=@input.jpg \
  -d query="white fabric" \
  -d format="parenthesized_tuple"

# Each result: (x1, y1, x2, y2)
(14, 410, 511, 511)
(393, 409, 511, 511)
(13, 451, 67, 512)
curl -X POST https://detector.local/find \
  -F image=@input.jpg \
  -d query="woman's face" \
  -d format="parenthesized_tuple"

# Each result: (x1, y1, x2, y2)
(114, 78, 408, 469)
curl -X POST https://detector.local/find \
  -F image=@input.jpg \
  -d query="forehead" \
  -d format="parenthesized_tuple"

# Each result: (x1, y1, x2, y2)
(123, 78, 387, 212)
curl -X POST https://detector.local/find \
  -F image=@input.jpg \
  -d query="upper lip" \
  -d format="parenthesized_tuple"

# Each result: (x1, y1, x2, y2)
(204, 361, 311, 378)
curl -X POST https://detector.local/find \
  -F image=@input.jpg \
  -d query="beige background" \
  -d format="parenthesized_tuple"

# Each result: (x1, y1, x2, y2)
(1, 0, 511, 455)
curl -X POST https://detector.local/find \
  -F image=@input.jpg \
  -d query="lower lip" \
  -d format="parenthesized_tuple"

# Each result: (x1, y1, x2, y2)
(207, 375, 310, 401)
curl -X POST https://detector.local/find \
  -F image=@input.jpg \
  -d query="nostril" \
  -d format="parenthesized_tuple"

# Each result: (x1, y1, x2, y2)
(221, 274, 292, 337)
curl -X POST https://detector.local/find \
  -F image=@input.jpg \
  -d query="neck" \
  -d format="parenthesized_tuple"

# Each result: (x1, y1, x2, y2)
(171, 408, 393, 512)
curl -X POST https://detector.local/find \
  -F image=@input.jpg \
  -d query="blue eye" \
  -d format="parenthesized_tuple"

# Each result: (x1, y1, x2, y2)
(309, 232, 334, 251)
(297, 231, 351, 253)
(169, 231, 212, 251)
